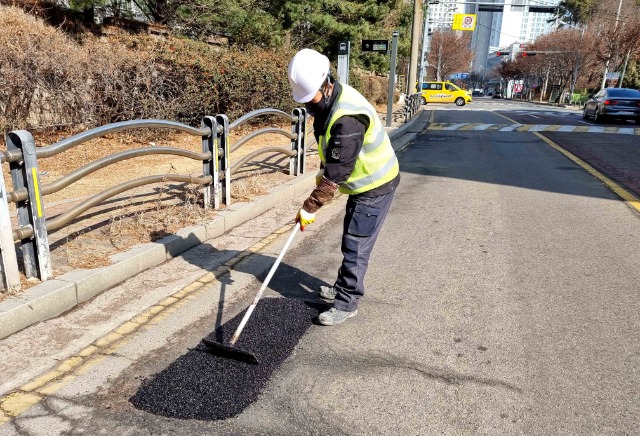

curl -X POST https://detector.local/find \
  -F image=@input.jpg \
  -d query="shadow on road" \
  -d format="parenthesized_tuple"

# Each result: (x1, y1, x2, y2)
(398, 127, 640, 200)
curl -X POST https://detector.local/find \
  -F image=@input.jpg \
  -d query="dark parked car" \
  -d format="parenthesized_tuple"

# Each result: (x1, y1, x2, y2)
(491, 93, 502, 99)
(582, 88, 640, 123)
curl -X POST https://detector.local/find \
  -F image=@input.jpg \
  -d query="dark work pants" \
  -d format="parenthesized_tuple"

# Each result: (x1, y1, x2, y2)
(333, 188, 396, 312)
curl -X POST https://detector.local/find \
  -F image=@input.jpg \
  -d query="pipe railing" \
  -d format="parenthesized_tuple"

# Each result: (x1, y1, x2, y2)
(0, 108, 307, 291)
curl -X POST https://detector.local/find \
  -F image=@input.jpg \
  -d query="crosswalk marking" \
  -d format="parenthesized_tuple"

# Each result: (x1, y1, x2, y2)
(557, 125, 575, 132)
(529, 125, 550, 131)
(499, 124, 523, 132)
(472, 123, 496, 130)
(444, 123, 468, 130)
(426, 123, 640, 135)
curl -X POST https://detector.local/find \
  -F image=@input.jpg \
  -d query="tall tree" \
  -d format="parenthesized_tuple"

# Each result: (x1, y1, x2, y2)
(426, 30, 473, 81)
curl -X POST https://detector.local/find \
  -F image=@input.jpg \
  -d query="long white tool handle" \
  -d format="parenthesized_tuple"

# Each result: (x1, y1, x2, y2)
(230, 223, 300, 345)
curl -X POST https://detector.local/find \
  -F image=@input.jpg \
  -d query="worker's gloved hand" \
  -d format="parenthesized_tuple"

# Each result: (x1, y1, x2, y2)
(296, 208, 316, 231)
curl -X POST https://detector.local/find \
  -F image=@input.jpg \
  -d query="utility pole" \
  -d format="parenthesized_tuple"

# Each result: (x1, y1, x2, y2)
(407, 0, 423, 95)
(569, 27, 585, 102)
(418, 2, 430, 87)
(386, 31, 400, 128)
(618, 48, 631, 88)
(601, 0, 623, 90)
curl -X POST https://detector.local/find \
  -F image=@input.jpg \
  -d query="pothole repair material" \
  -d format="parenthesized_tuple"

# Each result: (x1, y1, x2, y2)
(129, 298, 324, 420)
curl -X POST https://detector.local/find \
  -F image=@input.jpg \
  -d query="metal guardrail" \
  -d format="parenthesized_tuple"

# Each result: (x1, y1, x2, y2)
(0, 108, 307, 291)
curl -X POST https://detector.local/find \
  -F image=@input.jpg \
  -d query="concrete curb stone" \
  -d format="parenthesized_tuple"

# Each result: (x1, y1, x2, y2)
(0, 110, 426, 339)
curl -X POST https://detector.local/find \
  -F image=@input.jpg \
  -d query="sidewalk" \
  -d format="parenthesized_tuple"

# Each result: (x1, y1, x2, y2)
(0, 108, 429, 340)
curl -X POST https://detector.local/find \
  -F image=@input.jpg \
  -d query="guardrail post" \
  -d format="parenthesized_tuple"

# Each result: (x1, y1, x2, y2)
(202, 116, 219, 209)
(290, 108, 307, 175)
(299, 108, 307, 174)
(404, 95, 411, 123)
(0, 162, 21, 292)
(6, 131, 52, 281)
(216, 114, 231, 206)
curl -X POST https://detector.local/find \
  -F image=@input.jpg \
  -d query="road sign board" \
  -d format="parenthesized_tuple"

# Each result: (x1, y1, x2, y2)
(452, 14, 477, 31)
(337, 41, 350, 84)
(362, 40, 389, 53)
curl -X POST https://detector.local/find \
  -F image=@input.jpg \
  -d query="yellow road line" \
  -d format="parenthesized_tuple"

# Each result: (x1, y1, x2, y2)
(0, 220, 301, 425)
(473, 112, 640, 213)
(492, 112, 520, 124)
(532, 132, 640, 213)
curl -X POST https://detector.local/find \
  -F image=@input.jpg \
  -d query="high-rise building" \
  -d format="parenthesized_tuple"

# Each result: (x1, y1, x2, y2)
(464, 0, 559, 73)
(427, 1, 466, 31)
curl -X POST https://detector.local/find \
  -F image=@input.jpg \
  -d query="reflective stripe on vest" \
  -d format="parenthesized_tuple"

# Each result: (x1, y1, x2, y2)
(318, 84, 399, 195)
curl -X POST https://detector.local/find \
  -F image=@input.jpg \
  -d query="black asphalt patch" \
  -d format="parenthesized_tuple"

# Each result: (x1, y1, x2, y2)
(129, 298, 323, 421)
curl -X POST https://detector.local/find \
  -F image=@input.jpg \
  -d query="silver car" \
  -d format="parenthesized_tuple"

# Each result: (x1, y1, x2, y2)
(583, 88, 640, 124)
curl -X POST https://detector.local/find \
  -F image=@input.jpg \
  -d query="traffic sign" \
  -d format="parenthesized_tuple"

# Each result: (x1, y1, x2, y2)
(362, 40, 389, 53)
(452, 14, 477, 31)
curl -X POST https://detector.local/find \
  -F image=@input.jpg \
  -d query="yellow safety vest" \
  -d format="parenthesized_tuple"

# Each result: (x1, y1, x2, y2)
(318, 84, 399, 195)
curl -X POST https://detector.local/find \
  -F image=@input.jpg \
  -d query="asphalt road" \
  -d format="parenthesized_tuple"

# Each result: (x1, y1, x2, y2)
(2, 101, 639, 435)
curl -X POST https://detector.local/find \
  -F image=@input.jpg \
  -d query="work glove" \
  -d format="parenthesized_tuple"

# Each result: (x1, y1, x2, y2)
(315, 168, 325, 186)
(296, 208, 316, 231)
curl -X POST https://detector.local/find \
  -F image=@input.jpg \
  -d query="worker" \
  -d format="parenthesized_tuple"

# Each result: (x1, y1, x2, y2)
(287, 48, 400, 326)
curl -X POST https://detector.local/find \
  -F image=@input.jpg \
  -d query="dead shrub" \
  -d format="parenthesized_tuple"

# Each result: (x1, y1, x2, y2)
(0, 7, 299, 133)
(0, 6, 89, 132)
(351, 70, 397, 106)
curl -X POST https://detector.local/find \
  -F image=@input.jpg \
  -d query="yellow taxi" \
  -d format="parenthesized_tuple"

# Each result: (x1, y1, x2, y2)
(421, 81, 472, 106)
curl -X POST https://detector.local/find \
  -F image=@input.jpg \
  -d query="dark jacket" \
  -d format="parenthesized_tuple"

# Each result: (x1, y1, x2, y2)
(303, 82, 400, 213)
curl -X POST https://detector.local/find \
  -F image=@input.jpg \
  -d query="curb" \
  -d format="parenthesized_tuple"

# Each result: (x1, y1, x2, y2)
(0, 110, 426, 339)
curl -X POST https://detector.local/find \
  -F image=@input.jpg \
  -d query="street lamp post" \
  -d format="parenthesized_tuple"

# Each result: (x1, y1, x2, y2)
(557, 20, 586, 104)
(408, 0, 423, 95)
(418, 3, 431, 88)
(600, 0, 623, 90)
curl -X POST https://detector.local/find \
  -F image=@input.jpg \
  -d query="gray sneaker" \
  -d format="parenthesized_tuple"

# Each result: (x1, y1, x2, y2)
(319, 285, 337, 301)
(318, 307, 357, 326)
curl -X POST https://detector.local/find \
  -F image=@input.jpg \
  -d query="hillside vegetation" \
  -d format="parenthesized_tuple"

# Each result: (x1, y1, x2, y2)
(0, 5, 393, 134)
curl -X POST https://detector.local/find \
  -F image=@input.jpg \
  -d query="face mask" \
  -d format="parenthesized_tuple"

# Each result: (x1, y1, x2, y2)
(305, 97, 327, 117)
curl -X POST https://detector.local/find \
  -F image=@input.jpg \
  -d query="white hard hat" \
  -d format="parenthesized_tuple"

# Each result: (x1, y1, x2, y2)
(288, 49, 330, 103)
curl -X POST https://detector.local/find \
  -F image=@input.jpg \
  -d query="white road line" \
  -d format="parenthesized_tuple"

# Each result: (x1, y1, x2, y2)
(577, 120, 592, 125)
(529, 114, 541, 119)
